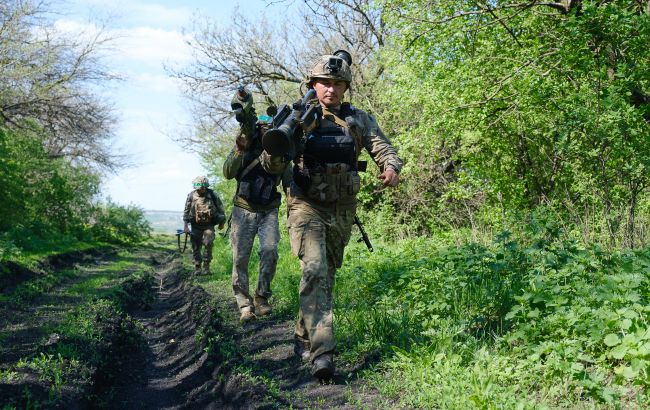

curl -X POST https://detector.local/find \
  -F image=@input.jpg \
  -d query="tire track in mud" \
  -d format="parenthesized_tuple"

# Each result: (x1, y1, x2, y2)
(111, 255, 220, 409)
(112, 252, 389, 409)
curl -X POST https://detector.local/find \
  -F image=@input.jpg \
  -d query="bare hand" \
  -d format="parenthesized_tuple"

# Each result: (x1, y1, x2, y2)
(183, 223, 190, 234)
(378, 167, 399, 187)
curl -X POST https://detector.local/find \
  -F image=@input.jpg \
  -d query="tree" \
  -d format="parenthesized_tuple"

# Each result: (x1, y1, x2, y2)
(377, 0, 650, 246)
(0, 0, 121, 171)
(171, 0, 388, 155)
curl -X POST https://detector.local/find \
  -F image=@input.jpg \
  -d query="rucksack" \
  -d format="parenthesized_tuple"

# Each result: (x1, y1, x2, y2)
(193, 190, 218, 225)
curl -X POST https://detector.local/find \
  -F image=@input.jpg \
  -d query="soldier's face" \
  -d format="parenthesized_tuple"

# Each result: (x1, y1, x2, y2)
(197, 186, 207, 195)
(313, 79, 347, 107)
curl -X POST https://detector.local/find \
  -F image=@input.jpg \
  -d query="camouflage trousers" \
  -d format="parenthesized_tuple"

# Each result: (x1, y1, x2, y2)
(230, 206, 280, 310)
(287, 201, 355, 361)
(190, 224, 216, 266)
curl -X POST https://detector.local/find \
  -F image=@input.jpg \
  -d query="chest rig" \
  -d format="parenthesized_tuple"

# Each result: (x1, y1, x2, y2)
(294, 103, 362, 203)
(237, 128, 281, 206)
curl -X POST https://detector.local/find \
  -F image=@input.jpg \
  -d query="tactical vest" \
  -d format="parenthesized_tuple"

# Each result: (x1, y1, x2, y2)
(236, 147, 281, 206)
(294, 104, 361, 203)
(193, 190, 218, 225)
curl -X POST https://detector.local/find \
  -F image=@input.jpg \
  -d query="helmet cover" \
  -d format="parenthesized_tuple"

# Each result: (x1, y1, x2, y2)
(192, 176, 210, 188)
(307, 53, 352, 84)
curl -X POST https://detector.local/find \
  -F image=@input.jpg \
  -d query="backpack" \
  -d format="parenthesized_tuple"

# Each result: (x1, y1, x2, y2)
(193, 190, 218, 225)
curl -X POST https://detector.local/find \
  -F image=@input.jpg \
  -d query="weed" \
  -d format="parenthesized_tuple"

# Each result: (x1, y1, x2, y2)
(0, 368, 19, 383)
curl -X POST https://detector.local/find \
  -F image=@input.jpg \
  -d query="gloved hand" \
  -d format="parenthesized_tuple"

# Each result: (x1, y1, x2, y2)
(235, 132, 250, 152)
(231, 86, 254, 123)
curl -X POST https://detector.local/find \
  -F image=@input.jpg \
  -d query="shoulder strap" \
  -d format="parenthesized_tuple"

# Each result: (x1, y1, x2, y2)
(239, 155, 261, 180)
(321, 105, 349, 129)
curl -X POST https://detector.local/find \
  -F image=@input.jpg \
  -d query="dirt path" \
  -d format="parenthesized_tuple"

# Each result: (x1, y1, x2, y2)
(112, 252, 387, 409)
(110, 255, 220, 409)
(1, 247, 389, 409)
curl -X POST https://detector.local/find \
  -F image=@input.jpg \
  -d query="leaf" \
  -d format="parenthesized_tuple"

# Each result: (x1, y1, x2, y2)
(609, 345, 628, 360)
(620, 318, 632, 330)
(604, 333, 621, 347)
(615, 365, 638, 380)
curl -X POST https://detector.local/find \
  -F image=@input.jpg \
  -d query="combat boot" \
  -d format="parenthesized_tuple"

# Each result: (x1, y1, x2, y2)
(202, 260, 211, 275)
(311, 352, 334, 380)
(253, 295, 272, 316)
(293, 337, 310, 362)
(239, 307, 255, 323)
(193, 261, 202, 275)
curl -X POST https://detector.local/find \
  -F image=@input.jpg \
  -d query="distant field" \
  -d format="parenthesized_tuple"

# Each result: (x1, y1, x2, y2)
(144, 210, 184, 234)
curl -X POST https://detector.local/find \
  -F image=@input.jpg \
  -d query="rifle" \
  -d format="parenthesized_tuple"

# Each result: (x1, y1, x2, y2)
(354, 216, 373, 252)
(175, 229, 189, 253)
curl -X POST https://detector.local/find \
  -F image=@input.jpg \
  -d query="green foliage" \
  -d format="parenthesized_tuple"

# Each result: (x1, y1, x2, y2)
(325, 220, 648, 407)
(368, 0, 650, 246)
(0, 127, 154, 259)
(187, 208, 650, 407)
(90, 200, 152, 245)
(0, 127, 99, 238)
(2, 268, 77, 307)
(15, 353, 77, 398)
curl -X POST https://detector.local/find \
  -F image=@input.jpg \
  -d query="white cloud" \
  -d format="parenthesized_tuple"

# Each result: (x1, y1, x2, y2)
(130, 72, 184, 93)
(111, 26, 192, 65)
(105, 151, 205, 211)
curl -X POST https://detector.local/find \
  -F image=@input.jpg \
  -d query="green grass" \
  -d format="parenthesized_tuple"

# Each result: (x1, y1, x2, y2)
(0, 268, 79, 306)
(1, 244, 161, 407)
(0, 239, 111, 267)
(200, 221, 650, 409)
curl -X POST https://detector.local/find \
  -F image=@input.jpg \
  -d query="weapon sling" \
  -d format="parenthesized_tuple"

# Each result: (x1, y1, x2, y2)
(176, 230, 189, 253)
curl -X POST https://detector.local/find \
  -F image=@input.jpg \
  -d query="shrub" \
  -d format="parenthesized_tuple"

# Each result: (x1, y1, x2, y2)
(90, 200, 152, 245)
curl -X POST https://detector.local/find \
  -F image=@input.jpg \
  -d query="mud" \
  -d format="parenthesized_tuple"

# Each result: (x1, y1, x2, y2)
(111, 253, 387, 409)
(1, 247, 389, 409)
(110, 256, 221, 409)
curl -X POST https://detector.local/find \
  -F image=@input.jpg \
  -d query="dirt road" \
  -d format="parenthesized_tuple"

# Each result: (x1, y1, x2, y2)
(1, 245, 387, 409)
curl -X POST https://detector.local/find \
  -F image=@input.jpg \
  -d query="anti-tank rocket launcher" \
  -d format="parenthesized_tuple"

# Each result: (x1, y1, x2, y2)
(261, 88, 319, 158)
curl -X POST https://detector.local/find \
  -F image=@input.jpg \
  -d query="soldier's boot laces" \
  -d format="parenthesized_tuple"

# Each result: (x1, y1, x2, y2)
(253, 296, 272, 316)
(293, 337, 311, 362)
(239, 307, 256, 323)
(311, 352, 335, 380)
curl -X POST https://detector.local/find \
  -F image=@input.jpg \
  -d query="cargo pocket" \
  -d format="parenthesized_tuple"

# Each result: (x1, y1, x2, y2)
(347, 172, 360, 196)
(323, 173, 340, 202)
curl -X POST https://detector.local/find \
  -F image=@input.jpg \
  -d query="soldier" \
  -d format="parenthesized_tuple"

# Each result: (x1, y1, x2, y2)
(183, 176, 226, 275)
(223, 88, 291, 323)
(261, 51, 402, 379)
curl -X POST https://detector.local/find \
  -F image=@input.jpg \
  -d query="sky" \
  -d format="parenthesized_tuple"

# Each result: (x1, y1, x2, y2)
(56, 0, 289, 212)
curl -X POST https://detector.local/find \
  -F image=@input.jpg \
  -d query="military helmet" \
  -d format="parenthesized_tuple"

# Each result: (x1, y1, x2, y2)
(307, 50, 353, 84)
(192, 176, 210, 188)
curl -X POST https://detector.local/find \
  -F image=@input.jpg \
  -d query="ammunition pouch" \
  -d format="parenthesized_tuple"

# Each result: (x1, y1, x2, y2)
(237, 164, 280, 206)
(304, 166, 360, 203)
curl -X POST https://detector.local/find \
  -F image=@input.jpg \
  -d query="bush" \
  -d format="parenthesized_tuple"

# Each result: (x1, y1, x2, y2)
(90, 200, 152, 245)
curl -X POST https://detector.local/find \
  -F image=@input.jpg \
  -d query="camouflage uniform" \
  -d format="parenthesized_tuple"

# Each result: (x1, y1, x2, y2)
(224, 95, 291, 317)
(183, 187, 226, 271)
(262, 92, 403, 362)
